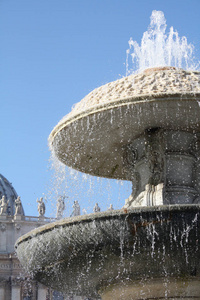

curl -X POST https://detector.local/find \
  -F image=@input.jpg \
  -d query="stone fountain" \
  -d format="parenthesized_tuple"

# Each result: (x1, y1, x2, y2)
(15, 11, 200, 300)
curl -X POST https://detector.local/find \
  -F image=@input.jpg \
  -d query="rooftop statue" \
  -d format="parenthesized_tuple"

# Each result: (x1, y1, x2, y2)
(37, 197, 45, 217)
(14, 196, 22, 216)
(56, 196, 65, 219)
(107, 204, 114, 211)
(0, 195, 8, 215)
(71, 200, 80, 217)
(82, 208, 87, 215)
(93, 203, 100, 213)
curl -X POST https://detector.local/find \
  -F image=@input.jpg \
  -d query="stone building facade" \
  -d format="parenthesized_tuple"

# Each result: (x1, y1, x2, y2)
(0, 173, 64, 300)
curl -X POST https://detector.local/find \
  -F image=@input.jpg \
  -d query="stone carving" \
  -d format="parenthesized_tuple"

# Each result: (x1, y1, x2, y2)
(0, 263, 10, 269)
(82, 208, 87, 215)
(145, 129, 164, 186)
(15, 223, 21, 231)
(56, 69, 200, 123)
(14, 196, 23, 216)
(37, 197, 45, 217)
(93, 203, 100, 213)
(107, 204, 114, 211)
(147, 149, 164, 184)
(0, 195, 9, 215)
(124, 183, 164, 208)
(123, 144, 140, 200)
(56, 196, 65, 219)
(124, 129, 197, 208)
(0, 223, 6, 231)
(124, 144, 137, 168)
(71, 200, 80, 217)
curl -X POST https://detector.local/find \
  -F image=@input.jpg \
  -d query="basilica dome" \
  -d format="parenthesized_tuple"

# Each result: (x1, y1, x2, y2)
(0, 174, 24, 216)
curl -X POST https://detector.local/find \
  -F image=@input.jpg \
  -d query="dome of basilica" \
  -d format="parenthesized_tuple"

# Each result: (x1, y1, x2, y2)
(0, 173, 24, 216)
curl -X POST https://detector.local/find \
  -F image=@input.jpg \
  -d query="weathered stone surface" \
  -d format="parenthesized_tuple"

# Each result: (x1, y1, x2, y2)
(123, 129, 200, 207)
(51, 68, 200, 125)
(15, 205, 200, 299)
(49, 68, 200, 181)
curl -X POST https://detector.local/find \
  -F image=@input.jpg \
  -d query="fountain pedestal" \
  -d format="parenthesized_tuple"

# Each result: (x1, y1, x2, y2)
(124, 129, 200, 208)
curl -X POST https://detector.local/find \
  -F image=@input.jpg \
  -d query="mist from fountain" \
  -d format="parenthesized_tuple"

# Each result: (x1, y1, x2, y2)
(48, 152, 128, 217)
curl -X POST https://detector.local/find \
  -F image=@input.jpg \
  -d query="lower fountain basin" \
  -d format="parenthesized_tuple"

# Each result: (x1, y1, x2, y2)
(15, 205, 200, 299)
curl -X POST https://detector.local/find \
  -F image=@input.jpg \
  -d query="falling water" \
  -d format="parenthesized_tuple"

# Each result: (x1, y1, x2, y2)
(126, 10, 199, 75)
(48, 149, 129, 217)
(48, 10, 200, 219)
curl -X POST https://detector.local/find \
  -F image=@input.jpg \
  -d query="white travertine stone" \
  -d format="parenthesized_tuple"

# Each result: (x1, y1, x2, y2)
(0, 286, 5, 300)
(0, 172, 57, 299)
(57, 68, 200, 124)
(13, 215, 22, 221)
(11, 285, 20, 300)
(38, 284, 47, 299)
(124, 183, 164, 208)
(153, 183, 164, 205)
(0, 227, 7, 252)
(49, 68, 200, 141)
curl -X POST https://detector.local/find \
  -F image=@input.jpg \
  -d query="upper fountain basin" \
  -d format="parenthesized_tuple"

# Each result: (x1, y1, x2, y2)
(49, 67, 200, 180)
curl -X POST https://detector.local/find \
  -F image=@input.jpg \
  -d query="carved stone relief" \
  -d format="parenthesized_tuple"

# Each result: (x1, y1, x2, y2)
(123, 129, 200, 207)
(0, 223, 6, 232)
(14, 223, 21, 231)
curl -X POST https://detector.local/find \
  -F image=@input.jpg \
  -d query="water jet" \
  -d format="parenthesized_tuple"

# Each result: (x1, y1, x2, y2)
(15, 11, 200, 299)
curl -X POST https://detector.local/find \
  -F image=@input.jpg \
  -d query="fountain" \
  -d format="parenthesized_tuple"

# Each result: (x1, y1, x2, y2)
(15, 11, 200, 299)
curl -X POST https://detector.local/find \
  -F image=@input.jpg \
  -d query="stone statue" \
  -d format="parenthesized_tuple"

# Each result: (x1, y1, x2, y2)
(93, 203, 100, 213)
(82, 208, 87, 215)
(56, 196, 65, 219)
(15, 196, 22, 216)
(0, 195, 8, 215)
(37, 197, 45, 217)
(71, 200, 80, 217)
(107, 204, 114, 211)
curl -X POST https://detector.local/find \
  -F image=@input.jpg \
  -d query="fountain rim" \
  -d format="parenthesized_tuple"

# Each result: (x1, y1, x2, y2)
(15, 204, 200, 248)
(15, 204, 200, 298)
(49, 92, 200, 146)
(143, 66, 177, 74)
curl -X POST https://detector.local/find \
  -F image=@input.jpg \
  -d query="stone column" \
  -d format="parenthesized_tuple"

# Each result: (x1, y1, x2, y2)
(11, 282, 20, 300)
(123, 129, 200, 207)
(0, 282, 6, 300)
(37, 284, 47, 299)
(0, 224, 7, 252)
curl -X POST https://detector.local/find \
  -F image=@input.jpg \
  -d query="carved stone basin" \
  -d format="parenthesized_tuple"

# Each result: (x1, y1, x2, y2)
(49, 68, 200, 180)
(15, 205, 200, 299)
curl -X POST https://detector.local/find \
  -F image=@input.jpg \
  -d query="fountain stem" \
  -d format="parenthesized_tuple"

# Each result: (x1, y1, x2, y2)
(124, 129, 199, 208)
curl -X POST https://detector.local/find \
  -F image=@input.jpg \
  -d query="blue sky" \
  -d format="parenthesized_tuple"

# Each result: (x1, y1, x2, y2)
(1, 0, 200, 217)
